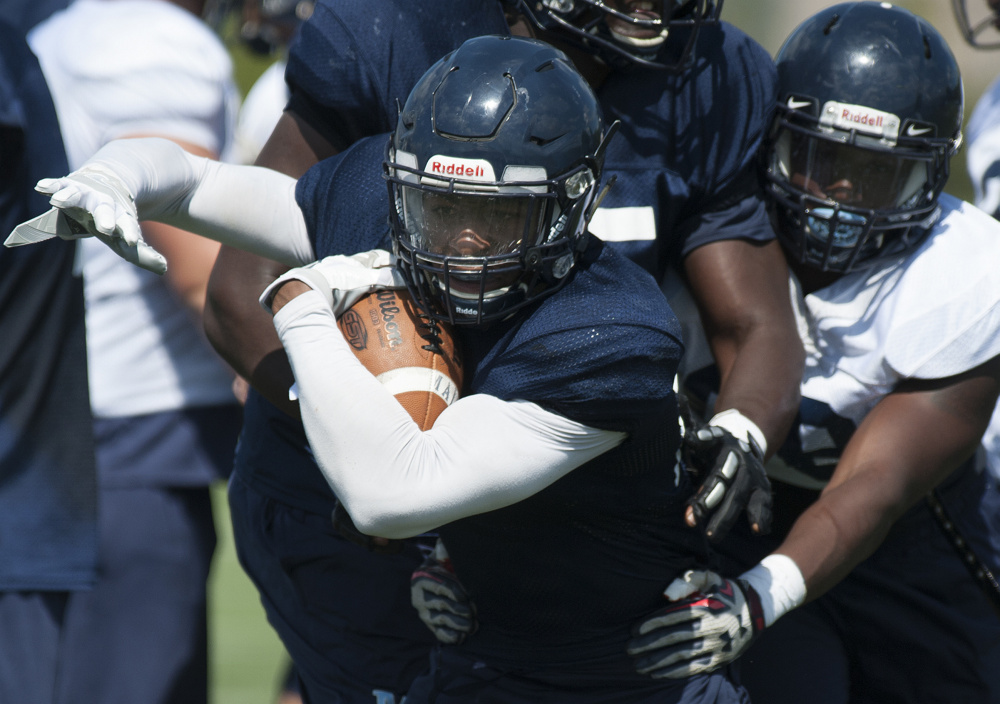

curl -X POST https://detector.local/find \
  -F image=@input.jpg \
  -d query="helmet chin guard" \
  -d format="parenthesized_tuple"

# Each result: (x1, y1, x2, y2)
(506, 0, 723, 72)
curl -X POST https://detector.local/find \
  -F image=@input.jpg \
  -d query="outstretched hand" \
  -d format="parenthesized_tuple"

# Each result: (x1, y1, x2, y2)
(4, 167, 167, 274)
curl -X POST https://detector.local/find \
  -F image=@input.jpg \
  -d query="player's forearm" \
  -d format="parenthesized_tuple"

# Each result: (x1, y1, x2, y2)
(82, 138, 313, 266)
(772, 473, 901, 600)
(205, 246, 298, 416)
(711, 323, 803, 458)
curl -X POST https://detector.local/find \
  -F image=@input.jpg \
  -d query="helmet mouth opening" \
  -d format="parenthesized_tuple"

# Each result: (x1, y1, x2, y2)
(516, 0, 723, 71)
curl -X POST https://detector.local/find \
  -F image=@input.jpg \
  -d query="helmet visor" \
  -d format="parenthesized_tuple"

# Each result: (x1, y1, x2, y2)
(776, 130, 929, 212)
(401, 188, 541, 259)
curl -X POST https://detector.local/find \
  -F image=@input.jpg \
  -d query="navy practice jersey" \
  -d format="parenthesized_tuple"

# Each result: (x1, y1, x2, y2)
(0, 21, 97, 589)
(285, 2, 776, 278)
(238, 135, 709, 688)
(284, 0, 509, 152)
(592, 21, 777, 276)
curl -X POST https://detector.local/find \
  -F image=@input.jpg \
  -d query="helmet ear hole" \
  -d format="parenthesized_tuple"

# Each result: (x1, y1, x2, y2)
(385, 35, 613, 326)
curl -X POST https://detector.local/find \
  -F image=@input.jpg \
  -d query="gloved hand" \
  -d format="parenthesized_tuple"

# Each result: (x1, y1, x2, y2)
(6, 168, 167, 274)
(410, 541, 477, 645)
(260, 249, 406, 316)
(682, 409, 772, 543)
(627, 569, 764, 679)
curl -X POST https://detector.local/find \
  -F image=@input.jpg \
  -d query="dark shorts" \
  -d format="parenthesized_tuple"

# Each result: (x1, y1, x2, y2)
(741, 466, 1000, 703)
(0, 485, 217, 704)
(227, 472, 436, 704)
(404, 646, 752, 704)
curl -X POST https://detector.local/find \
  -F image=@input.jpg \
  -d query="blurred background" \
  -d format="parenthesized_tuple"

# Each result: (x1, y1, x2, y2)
(207, 2, 1000, 702)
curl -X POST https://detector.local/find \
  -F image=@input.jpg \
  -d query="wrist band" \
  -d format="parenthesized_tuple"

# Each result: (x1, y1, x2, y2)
(739, 553, 807, 628)
(709, 408, 768, 457)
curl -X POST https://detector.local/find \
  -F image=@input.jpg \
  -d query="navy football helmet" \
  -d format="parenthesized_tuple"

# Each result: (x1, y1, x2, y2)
(764, 2, 963, 273)
(952, 0, 1000, 48)
(385, 35, 614, 326)
(505, 0, 723, 71)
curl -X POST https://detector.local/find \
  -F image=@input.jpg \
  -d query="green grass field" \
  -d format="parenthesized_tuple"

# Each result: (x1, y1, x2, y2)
(208, 483, 291, 704)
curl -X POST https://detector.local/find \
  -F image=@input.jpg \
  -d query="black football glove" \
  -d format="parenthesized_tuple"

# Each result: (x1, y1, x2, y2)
(627, 570, 765, 679)
(410, 543, 477, 645)
(683, 418, 772, 543)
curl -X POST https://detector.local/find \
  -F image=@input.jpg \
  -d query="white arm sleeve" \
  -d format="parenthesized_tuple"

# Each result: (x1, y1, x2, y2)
(85, 137, 314, 266)
(274, 291, 627, 539)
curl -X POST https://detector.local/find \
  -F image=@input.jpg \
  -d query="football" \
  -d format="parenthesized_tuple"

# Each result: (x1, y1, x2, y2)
(337, 288, 463, 430)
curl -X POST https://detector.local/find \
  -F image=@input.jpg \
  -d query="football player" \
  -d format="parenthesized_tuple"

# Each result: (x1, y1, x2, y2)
(625, 4, 1000, 702)
(204, 0, 802, 547)
(15, 34, 757, 704)
(956, 0, 1000, 603)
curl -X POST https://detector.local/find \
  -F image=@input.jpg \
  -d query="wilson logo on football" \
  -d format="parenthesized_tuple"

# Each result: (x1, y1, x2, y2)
(425, 155, 496, 182)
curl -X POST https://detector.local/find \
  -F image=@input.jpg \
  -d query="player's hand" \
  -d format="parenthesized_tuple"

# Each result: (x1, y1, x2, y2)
(19, 168, 167, 274)
(410, 543, 477, 645)
(627, 569, 764, 679)
(261, 249, 405, 316)
(682, 413, 772, 543)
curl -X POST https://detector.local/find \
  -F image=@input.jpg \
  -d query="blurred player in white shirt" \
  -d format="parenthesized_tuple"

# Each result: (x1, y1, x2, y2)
(27, 2, 243, 702)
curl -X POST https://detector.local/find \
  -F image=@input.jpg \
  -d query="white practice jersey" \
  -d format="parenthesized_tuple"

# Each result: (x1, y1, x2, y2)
(967, 74, 1000, 220)
(233, 59, 288, 166)
(667, 194, 1000, 488)
(29, 0, 241, 418)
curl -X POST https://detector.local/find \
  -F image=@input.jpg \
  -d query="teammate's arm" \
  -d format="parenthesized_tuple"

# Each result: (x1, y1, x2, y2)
(779, 355, 1000, 598)
(680, 237, 803, 537)
(683, 237, 802, 457)
(204, 108, 337, 416)
(632, 354, 1000, 679)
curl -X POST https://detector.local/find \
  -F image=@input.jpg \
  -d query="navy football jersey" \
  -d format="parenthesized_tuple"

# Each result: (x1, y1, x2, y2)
(284, 0, 509, 152)
(0, 21, 97, 589)
(592, 21, 777, 276)
(240, 136, 701, 686)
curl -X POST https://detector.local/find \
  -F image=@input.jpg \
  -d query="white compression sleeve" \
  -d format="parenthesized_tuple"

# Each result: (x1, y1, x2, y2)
(84, 137, 314, 266)
(273, 291, 627, 539)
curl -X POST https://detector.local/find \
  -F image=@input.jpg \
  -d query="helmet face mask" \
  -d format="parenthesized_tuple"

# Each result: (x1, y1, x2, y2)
(385, 36, 611, 326)
(764, 3, 963, 274)
(951, 0, 1000, 49)
(509, 0, 723, 71)
(766, 106, 946, 272)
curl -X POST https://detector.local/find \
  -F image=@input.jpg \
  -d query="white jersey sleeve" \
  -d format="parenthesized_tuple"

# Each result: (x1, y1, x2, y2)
(273, 292, 626, 539)
(233, 60, 290, 165)
(799, 195, 1000, 426)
